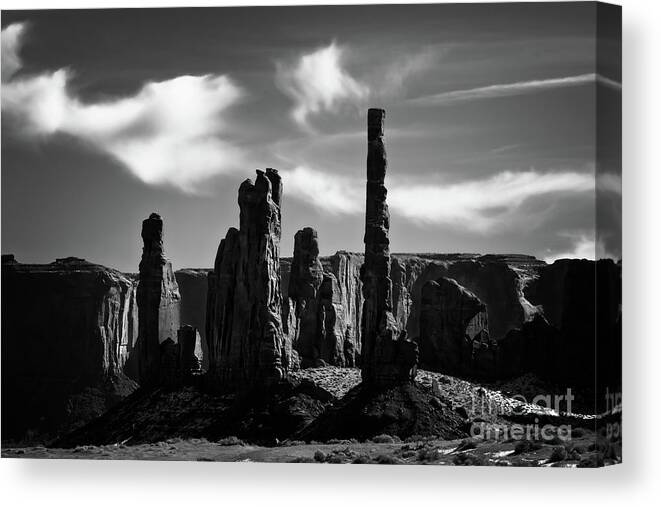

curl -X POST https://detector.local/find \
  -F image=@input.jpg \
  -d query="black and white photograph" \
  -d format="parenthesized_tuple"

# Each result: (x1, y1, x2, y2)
(1, 0, 623, 472)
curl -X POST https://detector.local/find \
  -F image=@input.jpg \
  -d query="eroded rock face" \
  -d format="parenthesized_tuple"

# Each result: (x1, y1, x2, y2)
(287, 228, 324, 366)
(327, 252, 363, 363)
(281, 252, 546, 375)
(289, 228, 324, 303)
(206, 169, 291, 387)
(209, 248, 555, 381)
(318, 272, 349, 366)
(136, 213, 181, 385)
(360, 108, 418, 385)
(1, 256, 139, 441)
(178, 325, 203, 377)
(391, 257, 427, 334)
(415, 267, 609, 384)
(447, 261, 530, 341)
(159, 338, 181, 387)
(174, 269, 210, 370)
(283, 229, 353, 367)
(404, 256, 541, 341)
(496, 314, 561, 380)
(156, 326, 204, 387)
(419, 277, 490, 376)
(413, 264, 567, 381)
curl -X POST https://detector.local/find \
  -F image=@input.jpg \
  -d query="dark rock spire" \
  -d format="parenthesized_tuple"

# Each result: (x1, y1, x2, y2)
(285, 227, 349, 367)
(206, 169, 292, 387)
(360, 109, 418, 385)
(137, 213, 181, 384)
(288, 227, 324, 365)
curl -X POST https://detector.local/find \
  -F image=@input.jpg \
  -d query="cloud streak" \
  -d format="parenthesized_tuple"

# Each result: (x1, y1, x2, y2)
(409, 73, 621, 106)
(275, 42, 369, 131)
(281, 166, 595, 232)
(388, 170, 595, 231)
(1, 23, 245, 192)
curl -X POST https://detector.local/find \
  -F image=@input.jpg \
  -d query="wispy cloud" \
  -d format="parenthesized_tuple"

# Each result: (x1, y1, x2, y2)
(489, 144, 522, 155)
(1, 23, 245, 192)
(281, 166, 595, 232)
(388, 170, 595, 231)
(276, 42, 369, 131)
(275, 42, 440, 131)
(379, 47, 438, 98)
(409, 73, 621, 106)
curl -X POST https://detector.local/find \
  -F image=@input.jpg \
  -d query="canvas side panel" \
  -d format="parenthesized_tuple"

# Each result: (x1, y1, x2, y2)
(595, 1, 622, 466)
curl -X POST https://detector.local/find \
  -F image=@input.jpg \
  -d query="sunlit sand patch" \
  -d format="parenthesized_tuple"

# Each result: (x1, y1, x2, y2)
(490, 450, 515, 458)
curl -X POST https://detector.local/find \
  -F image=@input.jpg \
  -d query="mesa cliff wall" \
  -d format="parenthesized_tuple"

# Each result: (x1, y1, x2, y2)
(279, 252, 621, 387)
(1, 256, 139, 441)
(281, 252, 542, 364)
(1, 213, 187, 441)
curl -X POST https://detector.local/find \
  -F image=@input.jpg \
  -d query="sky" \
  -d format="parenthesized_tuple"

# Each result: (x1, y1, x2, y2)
(1, 3, 621, 272)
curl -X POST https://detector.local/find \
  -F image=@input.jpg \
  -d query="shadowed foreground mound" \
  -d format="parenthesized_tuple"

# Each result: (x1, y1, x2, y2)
(54, 379, 334, 448)
(297, 381, 468, 442)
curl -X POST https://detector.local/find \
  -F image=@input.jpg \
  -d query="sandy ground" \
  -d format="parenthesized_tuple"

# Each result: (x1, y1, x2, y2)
(2, 431, 619, 467)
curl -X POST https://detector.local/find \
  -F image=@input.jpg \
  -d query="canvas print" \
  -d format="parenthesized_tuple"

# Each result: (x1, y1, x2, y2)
(1, 2, 621, 466)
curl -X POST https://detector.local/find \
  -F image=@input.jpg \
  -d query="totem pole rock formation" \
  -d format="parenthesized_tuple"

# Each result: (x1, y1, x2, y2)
(360, 108, 418, 385)
(137, 213, 181, 385)
(206, 168, 292, 387)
